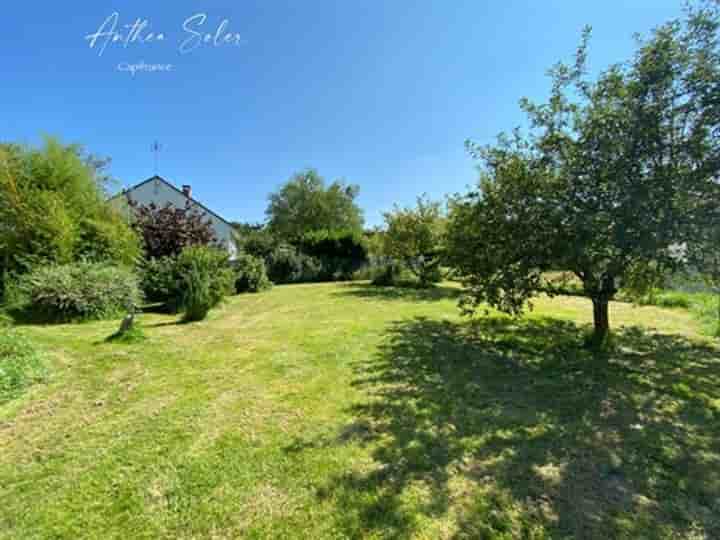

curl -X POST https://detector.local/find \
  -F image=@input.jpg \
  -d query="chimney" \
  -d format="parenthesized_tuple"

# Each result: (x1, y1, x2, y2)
(182, 185, 192, 198)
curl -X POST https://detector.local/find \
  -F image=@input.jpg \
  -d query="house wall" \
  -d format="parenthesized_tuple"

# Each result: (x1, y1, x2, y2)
(112, 178, 237, 259)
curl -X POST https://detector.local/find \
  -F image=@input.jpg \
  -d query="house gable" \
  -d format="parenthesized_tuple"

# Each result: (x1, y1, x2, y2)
(110, 176, 237, 258)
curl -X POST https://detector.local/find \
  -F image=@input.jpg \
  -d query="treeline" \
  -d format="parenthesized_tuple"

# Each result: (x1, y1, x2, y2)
(233, 170, 447, 288)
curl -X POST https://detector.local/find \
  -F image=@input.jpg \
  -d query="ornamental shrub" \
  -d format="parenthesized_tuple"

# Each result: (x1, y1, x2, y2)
(233, 253, 272, 293)
(175, 246, 234, 322)
(139, 256, 181, 305)
(12, 262, 141, 322)
(266, 244, 322, 284)
(296, 229, 368, 280)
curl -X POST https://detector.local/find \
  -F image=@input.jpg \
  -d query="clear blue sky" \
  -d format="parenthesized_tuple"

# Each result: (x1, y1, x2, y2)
(4, 1, 683, 226)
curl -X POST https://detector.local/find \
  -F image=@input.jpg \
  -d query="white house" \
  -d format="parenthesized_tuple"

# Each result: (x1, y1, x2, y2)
(110, 175, 238, 258)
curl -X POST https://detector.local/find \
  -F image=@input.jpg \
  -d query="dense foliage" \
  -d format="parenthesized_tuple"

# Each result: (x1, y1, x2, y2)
(129, 200, 219, 259)
(446, 5, 720, 345)
(138, 247, 234, 317)
(233, 224, 277, 261)
(176, 246, 235, 322)
(297, 229, 368, 280)
(0, 138, 140, 296)
(266, 169, 364, 239)
(138, 256, 180, 305)
(9, 261, 141, 322)
(0, 328, 46, 404)
(266, 244, 322, 284)
(381, 196, 445, 287)
(233, 253, 272, 293)
(233, 221, 369, 283)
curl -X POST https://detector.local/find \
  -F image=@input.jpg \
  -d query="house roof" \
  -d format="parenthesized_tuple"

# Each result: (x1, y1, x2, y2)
(110, 175, 233, 227)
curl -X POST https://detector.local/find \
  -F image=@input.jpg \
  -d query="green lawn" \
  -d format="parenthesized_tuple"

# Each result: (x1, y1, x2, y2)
(1, 282, 719, 539)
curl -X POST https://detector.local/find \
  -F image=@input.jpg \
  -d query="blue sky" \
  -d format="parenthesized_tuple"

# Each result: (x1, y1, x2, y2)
(4, 1, 683, 226)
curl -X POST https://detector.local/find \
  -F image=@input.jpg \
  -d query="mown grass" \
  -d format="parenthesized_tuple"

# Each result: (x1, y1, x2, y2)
(542, 271, 720, 337)
(1, 282, 719, 539)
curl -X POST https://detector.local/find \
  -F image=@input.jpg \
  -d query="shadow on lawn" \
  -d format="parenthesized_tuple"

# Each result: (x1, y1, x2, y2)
(332, 282, 462, 303)
(303, 317, 720, 538)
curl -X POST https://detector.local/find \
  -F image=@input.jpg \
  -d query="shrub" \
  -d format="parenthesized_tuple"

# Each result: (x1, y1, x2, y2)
(691, 293, 720, 337)
(11, 262, 141, 322)
(266, 244, 322, 284)
(235, 227, 278, 261)
(129, 200, 218, 258)
(351, 264, 376, 281)
(652, 290, 694, 309)
(370, 263, 401, 286)
(0, 328, 46, 404)
(369, 262, 418, 287)
(296, 229, 368, 280)
(139, 256, 181, 305)
(233, 254, 272, 293)
(175, 246, 234, 322)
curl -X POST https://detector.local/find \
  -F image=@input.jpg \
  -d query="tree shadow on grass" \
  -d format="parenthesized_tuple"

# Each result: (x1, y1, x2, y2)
(301, 316, 720, 538)
(332, 282, 462, 303)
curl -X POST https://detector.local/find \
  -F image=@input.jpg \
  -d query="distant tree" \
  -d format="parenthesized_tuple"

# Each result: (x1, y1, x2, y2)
(230, 221, 265, 237)
(297, 228, 369, 280)
(130, 200, 217, 259)
(231, 222, 277, 260)
(266, 169, 363, 239)
(0, 137, 139, 292)
(446, 4, 720, 347)
(382, 195, 445, 287)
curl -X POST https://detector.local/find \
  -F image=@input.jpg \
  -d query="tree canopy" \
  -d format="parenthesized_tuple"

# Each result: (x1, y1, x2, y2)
(446, 3, 720, 346)
(266, 169, 363, 239)
(0, 137, 139, 284)
(381, 195, 446, 287)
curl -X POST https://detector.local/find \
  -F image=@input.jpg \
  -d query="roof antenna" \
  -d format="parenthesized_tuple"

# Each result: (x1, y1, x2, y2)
(151, 140, 163, 175)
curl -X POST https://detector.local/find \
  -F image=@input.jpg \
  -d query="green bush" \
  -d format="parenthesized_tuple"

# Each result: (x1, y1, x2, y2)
(690, 293, 720, 337)
(11, 262, 141, 322)
(0, 138, 140, 279)
(370, 262, 417, 287)
(233, 254, 272, 293)
(0, 328, 46, 404)
(176, 246, 234, 322)
(351, 264, 376, 281)
(236, 228, 278, 261)
(139, 256, 181, 305)
(296, 229, 368, 281)
(266, 244, 322, 284)
(652, 290, 693, 309)
(617, 287, 694, 309)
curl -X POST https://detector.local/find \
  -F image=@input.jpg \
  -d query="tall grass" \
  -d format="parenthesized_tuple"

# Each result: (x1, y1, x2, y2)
(690, 293, 720, 337)
(0, 328, 46, 404)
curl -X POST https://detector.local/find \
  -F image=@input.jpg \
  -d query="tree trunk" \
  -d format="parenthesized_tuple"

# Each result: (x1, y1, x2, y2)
(591, 297, 610, 345)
